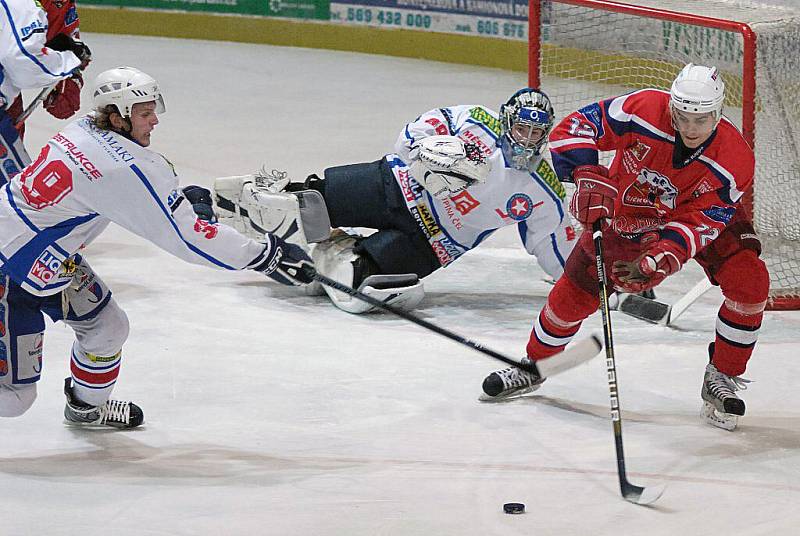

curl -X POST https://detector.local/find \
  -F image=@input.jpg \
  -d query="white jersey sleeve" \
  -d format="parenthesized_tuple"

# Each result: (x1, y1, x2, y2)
(0, 0, 81, 104)
(0, 117, 264, 296)
(394, 107, 460, 162)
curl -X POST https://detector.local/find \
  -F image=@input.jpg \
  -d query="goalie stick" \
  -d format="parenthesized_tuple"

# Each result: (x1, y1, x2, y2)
(593, 221, 666, 506)
(305, 268, 602, 380)
(614, 277, 714, 326)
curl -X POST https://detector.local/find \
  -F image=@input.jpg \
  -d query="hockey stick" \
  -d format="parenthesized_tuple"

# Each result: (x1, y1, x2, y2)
(307, 269, 602, 378)
(14, 84, 58, 128)
(615, 277, 714, 326)
(593, 220, 666, 505)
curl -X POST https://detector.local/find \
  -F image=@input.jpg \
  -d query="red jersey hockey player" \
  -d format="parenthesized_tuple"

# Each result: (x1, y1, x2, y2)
(481, 64, 768, 431)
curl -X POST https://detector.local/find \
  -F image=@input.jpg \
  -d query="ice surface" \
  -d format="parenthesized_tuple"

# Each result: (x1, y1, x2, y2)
(3, 33, 799, 536)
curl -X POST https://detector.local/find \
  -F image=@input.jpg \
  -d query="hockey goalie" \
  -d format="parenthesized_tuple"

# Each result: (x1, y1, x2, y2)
(213, 88, 577, 314)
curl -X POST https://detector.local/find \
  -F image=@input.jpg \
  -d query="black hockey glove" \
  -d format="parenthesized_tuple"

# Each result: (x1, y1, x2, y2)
(250, 234, 315, 286)
(46, 34, 92, 69)
(182, 185, 216, 222)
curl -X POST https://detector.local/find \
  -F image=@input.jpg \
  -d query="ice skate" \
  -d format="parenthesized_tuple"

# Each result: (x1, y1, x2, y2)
(701, 350, 750, 431)
(63, 378, 144, 429)
(480, 358, 546, 400)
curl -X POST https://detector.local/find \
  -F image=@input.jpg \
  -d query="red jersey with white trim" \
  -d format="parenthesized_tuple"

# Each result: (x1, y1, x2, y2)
(549, 89, 754, 262)
(42, 0, 81, 40)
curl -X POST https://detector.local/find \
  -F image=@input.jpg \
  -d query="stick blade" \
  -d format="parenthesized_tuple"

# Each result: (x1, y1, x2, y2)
(535, 334, 603, 378)
(623, 483, 666, 506)
(617, 293, 671, 325)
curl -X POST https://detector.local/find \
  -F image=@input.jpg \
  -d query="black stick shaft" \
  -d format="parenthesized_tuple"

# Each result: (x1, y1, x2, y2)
(592, 220, 631, 495)
(311, 271, 535, 373)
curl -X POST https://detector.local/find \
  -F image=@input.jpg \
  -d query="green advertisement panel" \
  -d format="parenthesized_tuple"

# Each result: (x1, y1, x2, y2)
(83, 0, 329, 20)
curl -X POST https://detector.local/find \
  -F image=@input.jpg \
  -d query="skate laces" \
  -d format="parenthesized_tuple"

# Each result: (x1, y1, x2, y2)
(497, 363, 538, 388)
(707, 365, 751, 397)
(100, 399, 132, 425)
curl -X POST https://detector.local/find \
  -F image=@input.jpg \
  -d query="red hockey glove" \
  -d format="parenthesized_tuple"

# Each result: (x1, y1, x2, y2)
(569, 165, 617, 226)
(44, 74, 83, 120)
(611, 236, 685, 293)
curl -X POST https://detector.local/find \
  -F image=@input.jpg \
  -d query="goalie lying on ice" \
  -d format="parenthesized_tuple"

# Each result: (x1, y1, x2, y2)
(213, 88, 577, 314)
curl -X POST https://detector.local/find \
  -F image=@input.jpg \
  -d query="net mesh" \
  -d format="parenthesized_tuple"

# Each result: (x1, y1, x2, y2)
(534, 0, 800, 309)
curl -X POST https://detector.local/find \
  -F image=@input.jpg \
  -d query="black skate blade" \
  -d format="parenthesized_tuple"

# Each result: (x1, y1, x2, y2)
(623, 483, 666, 505)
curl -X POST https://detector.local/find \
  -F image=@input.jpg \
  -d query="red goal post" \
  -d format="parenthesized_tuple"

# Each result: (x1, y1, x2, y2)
(528, 0, 800, 310)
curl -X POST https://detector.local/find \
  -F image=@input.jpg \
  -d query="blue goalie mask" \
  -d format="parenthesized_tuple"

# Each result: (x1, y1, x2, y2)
(500, 88, 555, 171)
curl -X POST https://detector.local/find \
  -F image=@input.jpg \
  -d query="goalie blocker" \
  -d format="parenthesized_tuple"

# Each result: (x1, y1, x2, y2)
(212, 174, 425, 313)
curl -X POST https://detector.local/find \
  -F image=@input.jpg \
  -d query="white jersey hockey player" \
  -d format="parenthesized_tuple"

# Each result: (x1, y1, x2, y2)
(214, 88, 576, 314)
(0, 66, 313, 428)
(1, 0, 91, 183)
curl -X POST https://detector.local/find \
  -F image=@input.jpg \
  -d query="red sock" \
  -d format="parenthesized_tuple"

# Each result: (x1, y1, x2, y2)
(526, 277, 599, 360)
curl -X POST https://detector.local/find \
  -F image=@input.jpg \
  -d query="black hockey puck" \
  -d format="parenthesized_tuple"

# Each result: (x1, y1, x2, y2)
(503, 502, 525, 514)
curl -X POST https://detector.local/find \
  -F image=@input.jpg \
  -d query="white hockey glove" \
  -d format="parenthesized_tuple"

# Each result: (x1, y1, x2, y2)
(409, 135, 490, 199)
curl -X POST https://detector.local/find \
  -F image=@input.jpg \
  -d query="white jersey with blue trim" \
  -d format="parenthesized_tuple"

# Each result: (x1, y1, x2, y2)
(0, 0, 81, 106)
(392, 104, 575, 279)
(0, 116, 265, 296)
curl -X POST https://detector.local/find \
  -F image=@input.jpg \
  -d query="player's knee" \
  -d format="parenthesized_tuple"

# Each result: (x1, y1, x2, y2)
(78, 299, 130, 356)
(548, 276, 599, 322)
(0, 384, 38, 417)
(717, 250, 769, 304)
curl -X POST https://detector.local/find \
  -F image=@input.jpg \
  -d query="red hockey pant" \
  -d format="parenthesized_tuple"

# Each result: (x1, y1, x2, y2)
(526, 232, 768, 377)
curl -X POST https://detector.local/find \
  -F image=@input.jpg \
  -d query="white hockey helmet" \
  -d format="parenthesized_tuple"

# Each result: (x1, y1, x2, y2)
(670, 63, 725, 122)
(92, 66, 165, 117)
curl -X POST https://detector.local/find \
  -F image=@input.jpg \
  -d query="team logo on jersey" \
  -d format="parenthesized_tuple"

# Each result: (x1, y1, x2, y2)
(397, 168, 422, 202)
(0, 144, 7, 158)
(410, 205, 441, 239)
(576, 102, 605, 138)
(19, 20, 45, 40)
(703, 205, 736, 224)
(194, 219, 219, 239)
(535, 159, 566, 200)
(28, 249, 65, 287)
(459, 130, 492, 157)
(3, 160, 19, 178)
(0, 341, 7, 376)
(450, 190, 480, 216)
(622, 141, 651, 174)
(425, 117, 449, 136)
(500, 193, 540, 221)
(468, 107, 503, 137)
(692, 179, 715, 198)
(696, 223, 721, 247)
(628, 141, 651, 161)
(65, 7, 79, 26)
(622, 168, 678, 215)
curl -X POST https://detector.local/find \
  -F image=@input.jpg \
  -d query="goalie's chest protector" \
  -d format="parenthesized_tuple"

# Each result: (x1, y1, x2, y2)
(389, 136, 566, 267)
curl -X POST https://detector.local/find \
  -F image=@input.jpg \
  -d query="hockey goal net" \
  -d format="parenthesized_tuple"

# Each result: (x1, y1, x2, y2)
(529, 0, 800, 310)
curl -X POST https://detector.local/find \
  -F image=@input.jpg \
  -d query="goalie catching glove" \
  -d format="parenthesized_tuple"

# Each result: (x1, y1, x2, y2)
(409, 135, 490, 199)
(248, 234, 315, 286)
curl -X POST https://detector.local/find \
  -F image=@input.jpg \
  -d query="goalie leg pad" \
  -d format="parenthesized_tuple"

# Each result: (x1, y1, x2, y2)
(312, 232, 425, 314)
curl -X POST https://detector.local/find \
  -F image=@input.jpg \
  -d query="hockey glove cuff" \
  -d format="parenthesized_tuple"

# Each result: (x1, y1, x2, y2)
(249, 234, 315, 286)
(182, 185, 216, 222)
(569, 165, 617, 226)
